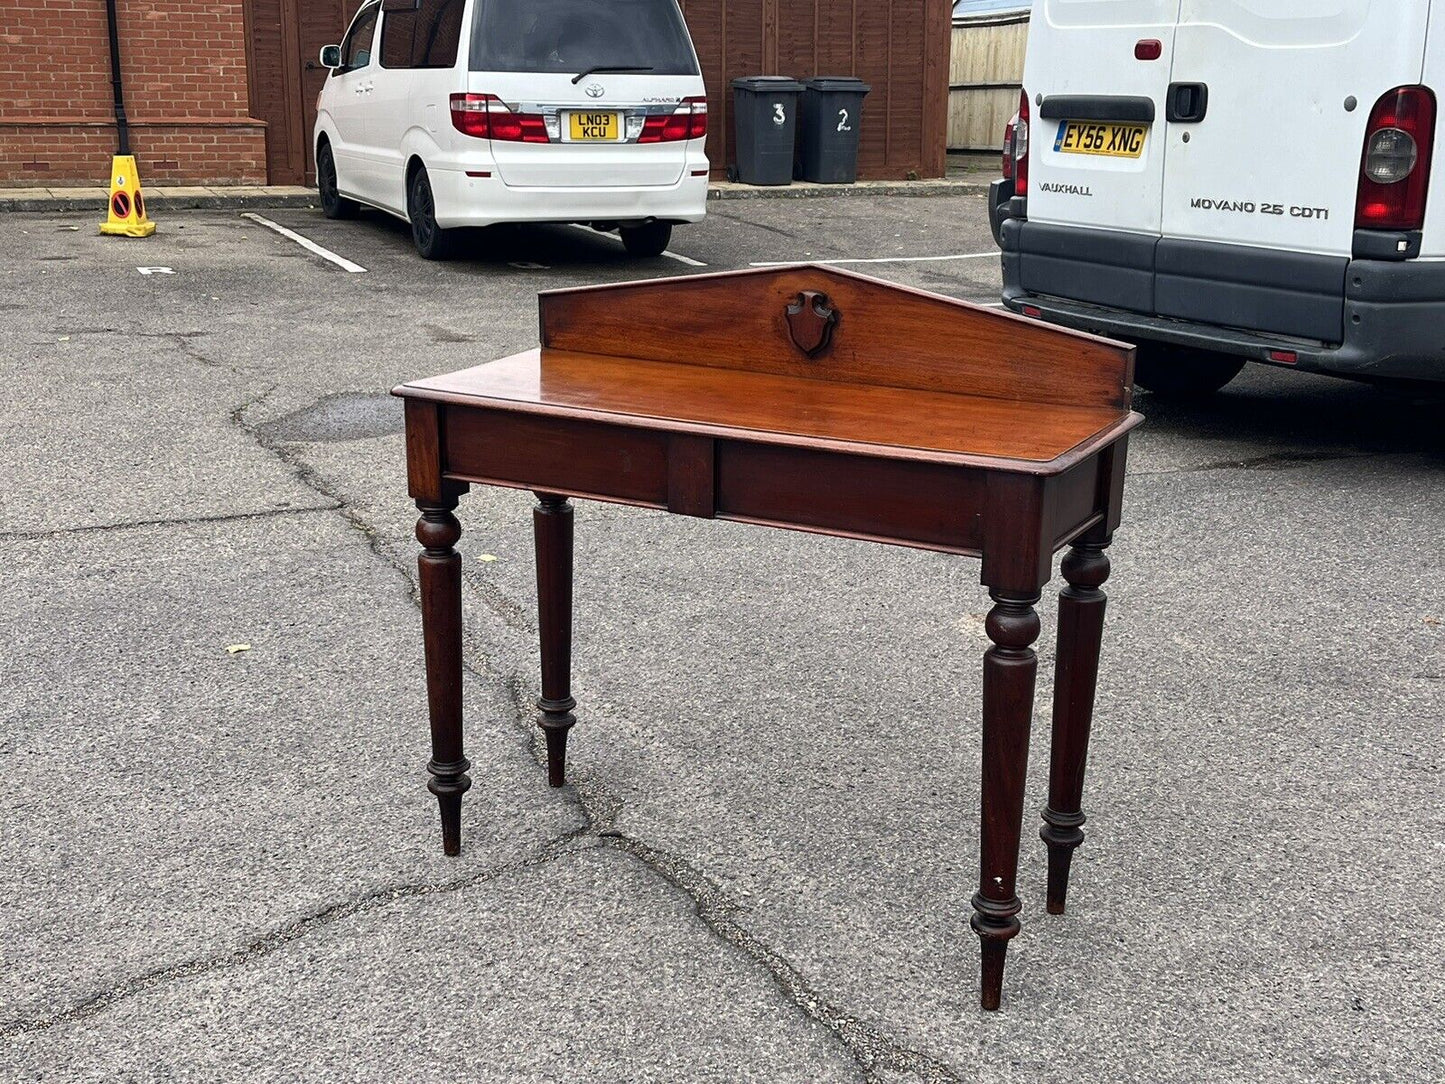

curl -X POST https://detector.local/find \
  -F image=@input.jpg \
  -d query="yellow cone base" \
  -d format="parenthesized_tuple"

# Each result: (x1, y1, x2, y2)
(100, 219, 156, 238)
(99, 155, 157, 237)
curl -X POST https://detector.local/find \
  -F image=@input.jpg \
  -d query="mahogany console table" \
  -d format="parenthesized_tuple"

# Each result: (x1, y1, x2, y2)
(394, 265, 1140, 1009)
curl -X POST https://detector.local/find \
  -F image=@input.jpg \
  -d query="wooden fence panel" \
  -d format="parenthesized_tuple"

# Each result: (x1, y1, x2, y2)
(680, 0, 950, 180)
(948, 13, 1029, 151)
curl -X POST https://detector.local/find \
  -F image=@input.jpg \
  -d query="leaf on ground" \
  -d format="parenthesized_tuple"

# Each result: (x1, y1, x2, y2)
(226, 644, 252, 655)
(478, 554, 499, 563)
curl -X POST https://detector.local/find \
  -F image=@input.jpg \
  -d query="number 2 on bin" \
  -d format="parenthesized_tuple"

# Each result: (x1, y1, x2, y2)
(837, 108, 851, 132)
(774, 103, 786, 126)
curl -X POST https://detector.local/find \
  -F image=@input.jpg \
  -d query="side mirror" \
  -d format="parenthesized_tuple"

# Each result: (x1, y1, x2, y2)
(320, 44, 342, 69)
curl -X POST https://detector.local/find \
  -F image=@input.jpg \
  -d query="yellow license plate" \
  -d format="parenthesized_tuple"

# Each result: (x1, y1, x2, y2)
(569, 112, 618, 141)
(1054, 121, 1147, 158)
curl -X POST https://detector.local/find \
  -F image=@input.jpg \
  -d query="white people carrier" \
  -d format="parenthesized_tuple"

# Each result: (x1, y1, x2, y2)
(314, 0, 709, 260)
(993, 1, 1445, 392)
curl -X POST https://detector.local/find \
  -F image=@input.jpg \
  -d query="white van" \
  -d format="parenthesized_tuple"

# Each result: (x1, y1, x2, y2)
(315, 0, 709, 260)
(993, 1, 1445, 393)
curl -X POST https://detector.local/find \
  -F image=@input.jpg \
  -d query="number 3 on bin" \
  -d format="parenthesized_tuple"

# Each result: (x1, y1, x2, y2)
(774, 102, 786, 126)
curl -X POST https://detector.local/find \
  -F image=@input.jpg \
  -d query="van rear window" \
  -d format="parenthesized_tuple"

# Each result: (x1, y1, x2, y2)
(469, 0, 699, 76)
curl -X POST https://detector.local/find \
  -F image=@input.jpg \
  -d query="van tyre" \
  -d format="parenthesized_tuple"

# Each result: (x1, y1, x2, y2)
(620, 222, 672, 259)
(317, 143, 358, 220)
(1134, 343, 1246, 397)
(408, 167, 458, 261)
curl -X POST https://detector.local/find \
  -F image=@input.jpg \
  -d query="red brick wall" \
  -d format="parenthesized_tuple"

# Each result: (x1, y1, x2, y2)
(0, 1, 267, 185)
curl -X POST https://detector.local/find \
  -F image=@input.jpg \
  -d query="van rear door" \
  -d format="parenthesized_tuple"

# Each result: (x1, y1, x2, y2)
(1153, 0, 1428, 341)
(1023, 0, 1184, 236)
(1161, 0, 1428, 257)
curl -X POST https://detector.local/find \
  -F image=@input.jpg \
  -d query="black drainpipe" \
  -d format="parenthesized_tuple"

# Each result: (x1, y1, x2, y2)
(105, 0, 132, 155)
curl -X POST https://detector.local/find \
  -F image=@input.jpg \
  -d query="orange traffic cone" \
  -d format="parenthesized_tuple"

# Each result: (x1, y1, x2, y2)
(99, 155, 156, 237)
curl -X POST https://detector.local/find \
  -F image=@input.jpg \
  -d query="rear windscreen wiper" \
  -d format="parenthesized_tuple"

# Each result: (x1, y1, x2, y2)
(571, 65, 655, 84)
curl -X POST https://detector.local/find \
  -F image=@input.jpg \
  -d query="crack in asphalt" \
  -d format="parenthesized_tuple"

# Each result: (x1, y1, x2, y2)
(602, 835, 963, 1084)
(163, 332, 228, 371)
(0, 504, 337, 542)
(41, 328, 243, 373)
(493, 676, 962, 1084)
(236, 391, 963, 1084)
(1131, 449, 1377, 476)
(707, 207, 801, 240)
(0, 832, 593, 1040)
(6, 387, 958, 1082)
(233, 391, 534, 637)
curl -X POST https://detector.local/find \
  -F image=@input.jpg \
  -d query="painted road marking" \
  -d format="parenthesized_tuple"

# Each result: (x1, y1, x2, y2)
(659, 248, 707, 268)
(749, 252, 998, 267)
(570, 224, 707, 267)
(240, 212, 368, 274)
(136, 266, 175, 275)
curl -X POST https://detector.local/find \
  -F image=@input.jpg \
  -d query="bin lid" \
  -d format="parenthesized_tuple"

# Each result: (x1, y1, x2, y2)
(730, 75, 805, 93)
(805, 77, 871, 94)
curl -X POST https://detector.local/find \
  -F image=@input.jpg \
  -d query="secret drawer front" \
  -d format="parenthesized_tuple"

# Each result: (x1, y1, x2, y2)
(715, 441, 985, 554)
(444, 410, 669, 505)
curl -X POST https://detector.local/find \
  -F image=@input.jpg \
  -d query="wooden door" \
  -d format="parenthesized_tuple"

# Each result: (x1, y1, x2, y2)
(245, 0, 362, 185)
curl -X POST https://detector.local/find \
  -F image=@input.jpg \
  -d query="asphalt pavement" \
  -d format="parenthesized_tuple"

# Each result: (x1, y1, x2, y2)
(1, 196, 1442, 1083)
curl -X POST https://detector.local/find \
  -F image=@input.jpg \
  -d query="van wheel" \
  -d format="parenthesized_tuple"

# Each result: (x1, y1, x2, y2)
(317, 143, 357, 220)
(408, 167, 457, 261)
(1134, 344, 1246, 396)
(620, 222, 672, 258)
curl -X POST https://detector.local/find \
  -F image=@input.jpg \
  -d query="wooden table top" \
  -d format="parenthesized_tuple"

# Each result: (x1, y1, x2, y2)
(399, 348, 1139, 473)
(395, 264, 1142, 476)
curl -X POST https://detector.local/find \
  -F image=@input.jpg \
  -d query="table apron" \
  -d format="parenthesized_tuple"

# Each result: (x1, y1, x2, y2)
(440, 406, 1114, 560)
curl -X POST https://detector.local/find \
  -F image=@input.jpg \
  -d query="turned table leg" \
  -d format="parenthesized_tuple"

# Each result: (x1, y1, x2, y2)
(972, 589, 1042, 1011)
(533, 493, 576, 788)
(417, 496, 471, 856)
(1040, 536, 1111, 914)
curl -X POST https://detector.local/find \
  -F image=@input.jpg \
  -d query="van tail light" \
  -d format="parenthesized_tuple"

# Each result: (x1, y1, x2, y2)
(1015, 90, 1030, 197)
(1002, 118, 1016, 181)
(450, 93, 550, 143)
(639, 97, 708, 143)
(1355, 85, 1435, 231)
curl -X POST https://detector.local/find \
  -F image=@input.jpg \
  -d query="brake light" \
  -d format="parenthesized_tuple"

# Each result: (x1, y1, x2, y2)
(1002, 119, 1016, 181)
(1015, 90, 1030, 197)
(687, 96, 708, 139)
(450, 93, 550, 143)
(1355, 85, 1435, 231)
(639, 97, 708, 143)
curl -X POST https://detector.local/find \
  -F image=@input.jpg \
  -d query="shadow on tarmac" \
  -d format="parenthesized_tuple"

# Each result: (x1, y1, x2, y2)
(1134, 365, 1445, 465)
(355, 208, 672, 270)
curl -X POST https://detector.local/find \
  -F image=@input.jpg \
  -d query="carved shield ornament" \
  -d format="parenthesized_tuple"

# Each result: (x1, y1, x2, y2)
(784, 290, 839, 358)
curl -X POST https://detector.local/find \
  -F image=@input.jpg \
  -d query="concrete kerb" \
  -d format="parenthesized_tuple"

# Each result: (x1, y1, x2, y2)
(0, 177, 988, 214)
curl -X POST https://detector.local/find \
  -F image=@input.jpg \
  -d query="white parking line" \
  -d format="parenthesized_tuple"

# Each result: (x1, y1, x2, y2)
(659, 248, 707, 267)
(749, 252, 998, 267)
(570, 224, 707, 267)
(240, 212, 368, 274)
